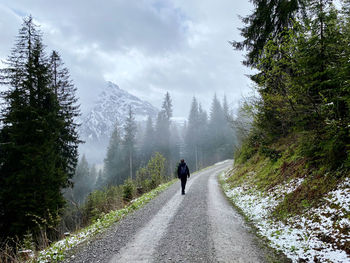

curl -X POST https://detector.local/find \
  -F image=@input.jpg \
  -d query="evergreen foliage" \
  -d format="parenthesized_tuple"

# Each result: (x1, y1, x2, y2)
(141, 116, 155, 164)
(184, 95, 234, 171)
(155, 92, 177, 175)
(135, 152, 167, 192)
(232, 0, 306, 66)
(103, 120, 126, 186)
(234, 0, 350, 170)
(124, 106, 137, 179)
(185, 97, 200, 170)
(64, 155, 95, 205)
(0, 17, 80, 240)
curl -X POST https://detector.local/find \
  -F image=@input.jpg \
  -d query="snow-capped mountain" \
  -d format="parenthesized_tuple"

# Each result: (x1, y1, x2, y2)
(79, 81, 158, 164)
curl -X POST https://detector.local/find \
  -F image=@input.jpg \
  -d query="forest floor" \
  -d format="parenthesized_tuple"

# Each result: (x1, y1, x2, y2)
(61, 160, 287, 263)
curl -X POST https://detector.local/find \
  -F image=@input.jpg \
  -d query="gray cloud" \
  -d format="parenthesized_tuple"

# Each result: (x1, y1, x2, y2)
(0, 0, 253, 117)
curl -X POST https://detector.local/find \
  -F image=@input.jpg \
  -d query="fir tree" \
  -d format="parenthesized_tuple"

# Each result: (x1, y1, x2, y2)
(208, 94, 226, 163)
(95, 169, 105, 189)
(232, 0, 306, 66)
(0, 16, 80, 239)
(69, 155, 92, 204)
(49, 51, 80, 179)
(124, 106, 137, 179)
(185, 97, 200, 171)
(141, 116, 155, 163)
(197, 103, 209, 167)
(155, 92, 173, 175)
(234, 0, 350, 168)
(104, 120, 125, 185)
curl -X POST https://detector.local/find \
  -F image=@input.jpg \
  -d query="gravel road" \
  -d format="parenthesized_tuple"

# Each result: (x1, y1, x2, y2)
(67, 160, 286, 263)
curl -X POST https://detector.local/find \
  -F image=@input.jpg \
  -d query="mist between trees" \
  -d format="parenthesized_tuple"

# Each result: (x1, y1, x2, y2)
(0, 15, 247, 258)
(68, 92, 242, 206)
(56, 91, 242, 258)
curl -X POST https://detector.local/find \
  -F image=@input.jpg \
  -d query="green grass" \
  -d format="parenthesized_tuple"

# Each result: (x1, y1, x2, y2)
(35, 165, 214, 262)
(36, 179, 177, 263)
(228, 133, 349, 221)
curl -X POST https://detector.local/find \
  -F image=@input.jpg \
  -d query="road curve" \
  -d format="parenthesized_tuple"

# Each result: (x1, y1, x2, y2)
(67, 160, 282, 263)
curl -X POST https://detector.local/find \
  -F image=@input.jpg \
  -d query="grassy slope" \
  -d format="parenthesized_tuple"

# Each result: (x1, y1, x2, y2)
(223, 134, 350, 262)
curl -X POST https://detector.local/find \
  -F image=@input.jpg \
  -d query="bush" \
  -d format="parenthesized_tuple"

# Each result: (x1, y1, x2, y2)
(234, 139, 257, 164)
(259, 146, 281, 161)
(82, 185, 123, 223)
(135, 152, 167, 191)
(123, 179, 136, 201)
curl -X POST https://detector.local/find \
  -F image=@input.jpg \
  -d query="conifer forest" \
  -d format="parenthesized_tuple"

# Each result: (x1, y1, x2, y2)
(0, 0, 349, 262)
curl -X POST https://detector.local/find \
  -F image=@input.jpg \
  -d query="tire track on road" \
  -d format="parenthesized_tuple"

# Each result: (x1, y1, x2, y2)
(152, 163, 232, 262)
(208, 167, 265, 263)
(109, 172, 201, 262)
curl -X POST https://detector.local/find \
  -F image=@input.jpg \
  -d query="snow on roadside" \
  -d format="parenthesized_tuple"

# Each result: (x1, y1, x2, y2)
(221, 173, 350, 263)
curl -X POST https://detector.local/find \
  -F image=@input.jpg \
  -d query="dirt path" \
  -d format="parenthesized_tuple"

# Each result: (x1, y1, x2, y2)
(68, 161, 281, 262)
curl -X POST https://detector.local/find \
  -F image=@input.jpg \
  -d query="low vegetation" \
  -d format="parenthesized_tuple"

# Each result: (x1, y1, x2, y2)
(223, 134, 349, 262)
(36, 179, 176, 263)
(224, 1, 350, 260)
(0, 153, 175, 262)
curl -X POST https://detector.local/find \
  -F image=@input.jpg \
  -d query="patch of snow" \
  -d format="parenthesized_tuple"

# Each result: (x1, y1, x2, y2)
(222, 174, 350, 263)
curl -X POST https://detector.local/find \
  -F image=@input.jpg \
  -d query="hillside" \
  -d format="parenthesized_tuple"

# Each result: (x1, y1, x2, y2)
(78, 81, 158, 163)
(222, 134, 350, 262)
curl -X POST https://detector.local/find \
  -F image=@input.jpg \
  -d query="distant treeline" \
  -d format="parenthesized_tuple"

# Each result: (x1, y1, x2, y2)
(68, 92, 236, 205)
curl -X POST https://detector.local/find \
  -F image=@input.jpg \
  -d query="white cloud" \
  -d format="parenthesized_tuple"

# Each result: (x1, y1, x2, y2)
(0, 0, 254, 117)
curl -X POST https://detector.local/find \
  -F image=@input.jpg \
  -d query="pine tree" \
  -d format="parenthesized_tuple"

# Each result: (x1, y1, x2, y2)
(141, 116, 155, 163)
(208, 94, 226, 163)
(234, 0, 350, 168)
(124, 106, 137, 179)
(49, 50, 80, 179)
(155, 92, 173, 174)
(162, 92, 173, 121)
(89, 165, 98, 189)
(197, 103, 209, 168)
(0, 16, 80, 239)
(104, 120, 125, 185)
(232, 0, 306, 66)
(169, 122, 181, 175)
(95, 169, 105, 189)
(70, 155, 91, 204)
(222, 96, 234, 158)
(185, 97, 200, 171)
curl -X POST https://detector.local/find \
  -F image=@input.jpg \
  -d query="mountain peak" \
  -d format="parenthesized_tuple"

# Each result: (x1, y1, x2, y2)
(79, 81, 158, 163)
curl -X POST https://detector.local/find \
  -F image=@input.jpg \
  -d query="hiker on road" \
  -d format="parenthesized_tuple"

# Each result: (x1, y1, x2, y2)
(177, 159, 190, 195)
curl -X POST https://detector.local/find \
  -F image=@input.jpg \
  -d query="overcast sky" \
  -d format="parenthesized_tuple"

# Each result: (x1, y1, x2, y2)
(0, 0, 254, 118)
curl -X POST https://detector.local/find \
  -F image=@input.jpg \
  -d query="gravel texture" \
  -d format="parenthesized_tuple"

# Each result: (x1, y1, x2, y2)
(66, 176, 180, 263)
(66, 161, 285, 263)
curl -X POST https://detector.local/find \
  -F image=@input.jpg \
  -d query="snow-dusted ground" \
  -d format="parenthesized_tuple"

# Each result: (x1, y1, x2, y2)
(222, 172, 350, 263)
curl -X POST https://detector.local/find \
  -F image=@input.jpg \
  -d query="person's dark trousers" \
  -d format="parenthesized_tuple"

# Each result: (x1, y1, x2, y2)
(181, 177, 187, 194)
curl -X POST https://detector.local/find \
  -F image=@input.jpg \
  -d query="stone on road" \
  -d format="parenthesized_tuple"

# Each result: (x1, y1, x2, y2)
(67, 160, 281, 263)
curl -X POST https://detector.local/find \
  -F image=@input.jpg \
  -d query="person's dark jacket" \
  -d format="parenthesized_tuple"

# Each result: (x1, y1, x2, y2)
(177, 162, 190, 179)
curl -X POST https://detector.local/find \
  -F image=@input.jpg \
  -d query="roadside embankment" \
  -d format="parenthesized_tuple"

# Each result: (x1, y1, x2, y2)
(221, 139, 350, 262)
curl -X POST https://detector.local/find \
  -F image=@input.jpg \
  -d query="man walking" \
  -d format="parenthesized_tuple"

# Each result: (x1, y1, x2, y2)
(177, 159, 190, 195)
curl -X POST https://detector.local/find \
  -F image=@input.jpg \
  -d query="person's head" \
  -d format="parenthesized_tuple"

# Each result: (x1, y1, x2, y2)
(180, 159, 184, 163)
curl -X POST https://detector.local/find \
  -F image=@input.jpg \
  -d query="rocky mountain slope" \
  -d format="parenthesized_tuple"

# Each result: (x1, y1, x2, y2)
(78, 81, 158, 164)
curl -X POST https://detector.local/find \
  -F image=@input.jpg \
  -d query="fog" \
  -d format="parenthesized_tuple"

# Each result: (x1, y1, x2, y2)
(0, 0, 253, 118)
